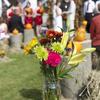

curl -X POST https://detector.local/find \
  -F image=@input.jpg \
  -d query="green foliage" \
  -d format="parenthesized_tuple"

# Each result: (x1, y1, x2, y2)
(34, 46, 48, 61)
(51, 42, 64, 53)
(81, 48, 96, 54)
(68, 53, 86, 65)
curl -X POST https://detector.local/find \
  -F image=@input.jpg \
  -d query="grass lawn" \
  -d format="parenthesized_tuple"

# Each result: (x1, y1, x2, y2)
(0, 53, 43, 100)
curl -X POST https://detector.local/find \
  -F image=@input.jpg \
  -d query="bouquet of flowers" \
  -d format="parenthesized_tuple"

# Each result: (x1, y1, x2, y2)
(24, 29, 95, 100)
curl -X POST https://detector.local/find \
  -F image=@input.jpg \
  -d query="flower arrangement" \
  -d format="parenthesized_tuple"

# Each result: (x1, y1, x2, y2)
(24, 28, 95, 100)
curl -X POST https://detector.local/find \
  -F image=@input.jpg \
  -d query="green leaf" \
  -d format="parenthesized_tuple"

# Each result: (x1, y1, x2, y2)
(57, 65, 64, 75)
(57, 27, 64, 33)
(58, 66, 77, 79)
(68, 53, 86, 65)
(81, 48, 96, 54)
(68, 48, 96, 65)
(61, 32, 69, 49)
(66, 19, 70, 31)
(70, 63, 79, 67)
(65, 74, 73, 79)
(69, 29, 75, 33)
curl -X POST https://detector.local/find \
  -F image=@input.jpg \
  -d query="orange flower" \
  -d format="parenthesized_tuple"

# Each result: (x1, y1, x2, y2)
(46, 30, 62, 39)
(46, 29, 56, 38)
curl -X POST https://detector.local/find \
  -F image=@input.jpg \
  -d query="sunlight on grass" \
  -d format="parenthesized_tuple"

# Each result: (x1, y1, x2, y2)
(0, 54, 43, 100)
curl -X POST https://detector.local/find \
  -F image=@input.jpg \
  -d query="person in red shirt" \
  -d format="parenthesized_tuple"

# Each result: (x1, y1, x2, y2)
(34, 0, 43, 37)
(24, 2, 33, 25)
(90, 3, 100, 70)
(90, 4, 100, 47)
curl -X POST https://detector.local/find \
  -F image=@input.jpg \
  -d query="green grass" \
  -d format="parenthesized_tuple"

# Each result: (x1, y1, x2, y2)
(0, 54, 43, 100)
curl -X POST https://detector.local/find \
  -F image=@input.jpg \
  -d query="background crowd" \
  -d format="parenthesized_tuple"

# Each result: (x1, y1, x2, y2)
(0, 0, 99, 37)
(0, 0, 100, 59)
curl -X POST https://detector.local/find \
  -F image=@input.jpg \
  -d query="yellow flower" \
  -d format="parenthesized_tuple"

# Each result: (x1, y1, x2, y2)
(51, 42, 64, 53)
(34, 46, 48, 61)
(24, 37, 38, 55)
(28, 38, 38, 48)
(24, 45, 31, 55)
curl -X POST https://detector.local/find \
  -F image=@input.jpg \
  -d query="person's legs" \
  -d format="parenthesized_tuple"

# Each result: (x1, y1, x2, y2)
(92, 51, 99, 70)
(0, 9, 2, 17)
(69, 20, 74, 30)
(92, 48, 100, 70)
(63, 20, 67, 32)
(36, 25, 41, 37)
(85, 13, 93, 33)
(97, 51, 100, 70)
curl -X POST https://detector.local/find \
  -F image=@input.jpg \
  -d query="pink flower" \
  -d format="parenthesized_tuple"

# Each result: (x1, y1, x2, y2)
(45, 51, 62, 67)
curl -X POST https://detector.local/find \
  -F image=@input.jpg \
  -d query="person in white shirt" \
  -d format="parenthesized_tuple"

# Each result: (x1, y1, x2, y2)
(67, 0, 76, 30)
(83, 0, 95, 32)
(0, 0, 11, 17)
(0, 17, 9, 40)
(60, 0, 71, 32)
(53, 1, 63, 32)
(96, 0, 100, 13)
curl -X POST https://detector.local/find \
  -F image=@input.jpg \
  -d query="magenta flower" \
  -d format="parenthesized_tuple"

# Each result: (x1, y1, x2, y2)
(45, 51, 62, 67)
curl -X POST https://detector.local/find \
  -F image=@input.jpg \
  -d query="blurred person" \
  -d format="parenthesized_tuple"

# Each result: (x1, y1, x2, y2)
(90, 3, 100, 70)
(7, 1, 22, 21)
(16, 2, 23, 15)
(60, 0, 71, 12)
(60, 0, 71, 32)
(67, 0, 76, 30)
(8, 9, 24, 34)
(83, 0, 95, 33)
(7, 6, 14, 20)
(34, 0, 43, 37)
(95, 0, 100, 13)
(53, 1, 63, 32)
(0, 17, 9, 40)
(0, 0, 11, 17)
(0, 17, 10, 51)
(24, 2, 33, 25)
(93, 0, 98, 2)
